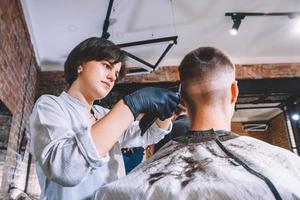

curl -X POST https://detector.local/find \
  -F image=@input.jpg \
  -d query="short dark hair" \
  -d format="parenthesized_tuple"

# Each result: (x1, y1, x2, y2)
(179, 47, 234, 105)
(64, 37, 127, 85)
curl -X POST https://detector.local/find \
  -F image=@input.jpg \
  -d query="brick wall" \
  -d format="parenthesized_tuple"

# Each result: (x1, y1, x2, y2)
(0, 0, 39, 198)
(34, 62, 300, 98)
(35, 63, 300, 90)
(231, 122, 271, 143)
(268, 113, 291, 150)
(120, 64, 300, 83)
(231, 113, 291, 150)
(37, 71, 68, 97)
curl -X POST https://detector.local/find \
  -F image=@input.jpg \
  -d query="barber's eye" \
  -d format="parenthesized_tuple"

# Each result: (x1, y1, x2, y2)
(103, 63, 109, 68)
(103, 63, 112, 69)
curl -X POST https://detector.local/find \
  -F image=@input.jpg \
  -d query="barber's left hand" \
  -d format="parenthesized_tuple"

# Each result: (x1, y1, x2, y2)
(123, 87, 179, 120)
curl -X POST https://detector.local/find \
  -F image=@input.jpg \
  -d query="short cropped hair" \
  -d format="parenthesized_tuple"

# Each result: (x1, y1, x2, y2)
(179, 47, 234, 105)
(64, 37, 127, 85)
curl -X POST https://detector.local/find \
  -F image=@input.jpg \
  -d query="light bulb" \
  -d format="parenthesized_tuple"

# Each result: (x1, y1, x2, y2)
(230, 29, 238, 35)
(292, 113, 300, 121)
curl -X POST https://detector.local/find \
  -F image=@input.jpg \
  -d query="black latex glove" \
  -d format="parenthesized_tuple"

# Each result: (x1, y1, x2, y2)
(123, 87, 179, 120)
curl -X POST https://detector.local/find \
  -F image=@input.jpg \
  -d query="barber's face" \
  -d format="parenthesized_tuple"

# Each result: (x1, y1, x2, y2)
(78, 60, 121, 100)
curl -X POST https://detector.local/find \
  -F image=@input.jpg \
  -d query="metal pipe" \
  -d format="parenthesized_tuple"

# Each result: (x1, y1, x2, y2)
(118, 36, 177, 48)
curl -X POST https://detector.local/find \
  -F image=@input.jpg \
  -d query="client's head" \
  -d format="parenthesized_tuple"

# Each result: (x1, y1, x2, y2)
(179, 47, 238, 120)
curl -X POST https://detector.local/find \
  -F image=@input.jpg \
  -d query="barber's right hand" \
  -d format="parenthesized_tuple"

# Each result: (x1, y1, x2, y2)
(123, 87, 179, 120)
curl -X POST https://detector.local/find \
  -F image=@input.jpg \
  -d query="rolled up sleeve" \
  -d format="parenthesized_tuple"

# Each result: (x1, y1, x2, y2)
(29, 96, 109, 187)
(118, 120, 172, 149)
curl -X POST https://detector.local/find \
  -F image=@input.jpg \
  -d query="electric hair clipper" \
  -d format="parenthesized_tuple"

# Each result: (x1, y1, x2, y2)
(139, 87, 181, 136)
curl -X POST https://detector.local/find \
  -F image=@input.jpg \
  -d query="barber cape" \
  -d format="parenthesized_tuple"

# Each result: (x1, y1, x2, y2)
(94, 130, 300, 200)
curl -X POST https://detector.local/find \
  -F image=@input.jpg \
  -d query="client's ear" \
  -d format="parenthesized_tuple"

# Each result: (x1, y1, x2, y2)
(231, 81, 239, 104)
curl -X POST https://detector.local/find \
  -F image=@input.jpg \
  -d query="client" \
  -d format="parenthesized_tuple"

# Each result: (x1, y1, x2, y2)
(94, 47, 300, 200)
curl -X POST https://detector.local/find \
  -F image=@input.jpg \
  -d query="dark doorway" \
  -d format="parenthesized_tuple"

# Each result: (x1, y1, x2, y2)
(0, 100, 12, 189)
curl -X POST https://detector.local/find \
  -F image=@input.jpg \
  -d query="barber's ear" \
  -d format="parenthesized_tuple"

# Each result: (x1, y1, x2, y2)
(231, 81, 239, 104)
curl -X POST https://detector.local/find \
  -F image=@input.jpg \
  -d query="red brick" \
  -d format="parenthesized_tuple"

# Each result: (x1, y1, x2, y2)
(0, 0, 38, 196)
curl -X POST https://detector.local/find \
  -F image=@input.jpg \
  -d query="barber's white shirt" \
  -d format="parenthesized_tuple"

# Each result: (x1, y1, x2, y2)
(29, 91, 172, 200)
(94, 131, 300, 200)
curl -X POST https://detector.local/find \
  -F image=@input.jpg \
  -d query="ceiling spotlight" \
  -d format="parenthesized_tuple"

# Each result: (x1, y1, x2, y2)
(230, 18, 241, 35)
(226, 12, 300, 35)
(230, 29, 237, 35)
(227, 13, 245, 35)
(291, 113, 300, 121)
(288, 13, 300, 19)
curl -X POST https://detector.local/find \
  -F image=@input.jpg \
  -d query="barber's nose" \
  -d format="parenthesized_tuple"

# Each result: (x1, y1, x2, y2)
(107, 70, 116, 82)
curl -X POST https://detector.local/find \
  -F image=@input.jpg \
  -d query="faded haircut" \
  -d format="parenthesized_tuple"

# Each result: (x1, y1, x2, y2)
(179, 47, 235, 108)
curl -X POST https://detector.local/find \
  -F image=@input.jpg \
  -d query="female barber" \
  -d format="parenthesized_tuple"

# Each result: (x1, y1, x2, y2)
(29, 37, 179, 200)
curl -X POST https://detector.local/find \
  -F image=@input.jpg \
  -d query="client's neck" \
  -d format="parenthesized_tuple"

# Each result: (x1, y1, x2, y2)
(189, 105, 231, 132)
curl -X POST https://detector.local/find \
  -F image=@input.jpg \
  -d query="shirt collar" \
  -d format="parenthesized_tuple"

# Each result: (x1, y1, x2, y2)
(60, 91, 87, 109)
